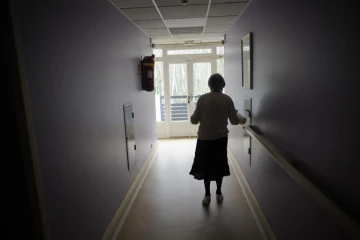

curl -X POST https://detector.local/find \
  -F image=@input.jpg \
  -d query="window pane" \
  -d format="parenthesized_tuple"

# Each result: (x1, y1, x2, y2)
(193, 62, 211, 104)
(153, 49, 163, 57)
(216, 46, 224, 55)
(217, 58, 224, 77)
(169, 63, 188, 122)
(167, 49, 212, 55)
(154, 62, 165, 122)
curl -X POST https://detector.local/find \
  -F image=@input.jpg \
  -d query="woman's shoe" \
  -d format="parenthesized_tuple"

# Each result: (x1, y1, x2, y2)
(202, 195, 211, 205)
(216, 194, 224, 203)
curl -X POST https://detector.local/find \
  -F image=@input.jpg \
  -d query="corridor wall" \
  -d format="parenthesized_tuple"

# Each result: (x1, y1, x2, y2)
(13, 0, 156, 239)
(225, 0, 359, 239)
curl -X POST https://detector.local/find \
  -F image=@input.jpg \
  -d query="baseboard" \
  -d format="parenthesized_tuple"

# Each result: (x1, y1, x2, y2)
(228, 147, 277, 240)
(102, 141, 159, 240)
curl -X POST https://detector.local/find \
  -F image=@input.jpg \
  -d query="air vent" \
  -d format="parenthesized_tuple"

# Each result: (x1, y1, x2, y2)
(169, 27, 204, 35)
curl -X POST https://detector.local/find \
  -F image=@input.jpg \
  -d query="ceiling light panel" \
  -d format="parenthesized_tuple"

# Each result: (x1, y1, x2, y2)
(167, 33, 204, 39)
(208, 2, 248, 17)
(159, 5, 208, 19)
(152, 38, 223, 44)
(154, 0, 209, 6)
(212, 0, 249, 3)
(169, 27, 204, 34)
(165, 18, 206, 28)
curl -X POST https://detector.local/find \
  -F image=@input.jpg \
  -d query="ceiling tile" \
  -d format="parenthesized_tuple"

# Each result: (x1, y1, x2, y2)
(212, 0, 249, 3)
(172, 33, 204, 39)
(204, 25, 230, 33)
(159, 5, 208, 19)
(153, 34, 204, 41)
(154, 0, 209, 7)
(165, 18, 206, 28)
(110, 0, 153, 8)
(134, 20, 166, 29)
(151, 35, 173, 39)
(203, 33, 225, 39)
(151, 38, 179, 44)
(206, 16, 238, 26)
(142, 28, 170, 36)
(209, 2, 248, 17)
(121, 7, 161, 20)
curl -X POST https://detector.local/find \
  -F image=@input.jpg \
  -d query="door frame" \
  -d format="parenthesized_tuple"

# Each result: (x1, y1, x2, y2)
(123, 102, 136, 171)
(166, 59, 191, 138)
(154, 44, 224, 138)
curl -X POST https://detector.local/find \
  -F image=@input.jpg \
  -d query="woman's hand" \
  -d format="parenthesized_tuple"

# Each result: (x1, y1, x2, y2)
(239, 117, 247, 125)
(235, 110, 247, 125)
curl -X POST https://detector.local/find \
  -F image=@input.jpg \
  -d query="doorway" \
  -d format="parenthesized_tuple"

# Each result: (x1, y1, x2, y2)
(154, 45, 224, 138)
(123, 102, 136, 171)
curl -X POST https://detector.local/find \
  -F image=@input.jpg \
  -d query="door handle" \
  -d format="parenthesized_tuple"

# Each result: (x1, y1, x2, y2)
(188, 96, 190, 103)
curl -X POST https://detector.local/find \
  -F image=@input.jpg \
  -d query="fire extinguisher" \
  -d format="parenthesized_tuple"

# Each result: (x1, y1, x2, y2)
(141, 54, 155, 92)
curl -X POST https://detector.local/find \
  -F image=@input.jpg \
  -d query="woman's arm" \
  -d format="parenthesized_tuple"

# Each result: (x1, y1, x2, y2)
(190, 98, 201, 124)
(229, 99, 246, 125)
(237, 111, 247, 125)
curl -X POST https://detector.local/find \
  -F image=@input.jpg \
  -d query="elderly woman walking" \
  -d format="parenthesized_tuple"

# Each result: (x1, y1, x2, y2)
(189, 73, 246, 205)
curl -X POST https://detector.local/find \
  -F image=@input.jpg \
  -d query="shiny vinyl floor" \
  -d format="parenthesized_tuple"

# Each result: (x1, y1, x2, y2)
(117, 139, 263, 240)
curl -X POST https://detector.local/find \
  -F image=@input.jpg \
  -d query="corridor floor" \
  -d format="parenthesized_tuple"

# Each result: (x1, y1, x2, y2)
(117, 139, 264, 240)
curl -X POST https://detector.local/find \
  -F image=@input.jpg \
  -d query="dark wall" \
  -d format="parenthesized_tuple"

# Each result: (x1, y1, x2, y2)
(14, 0, 156, 239)
(225, 0, 359, 239)
(6, 1, 45, 238)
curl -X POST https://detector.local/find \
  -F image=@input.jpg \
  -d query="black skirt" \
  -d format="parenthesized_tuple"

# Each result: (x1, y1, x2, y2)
(189, 137, 230, 181)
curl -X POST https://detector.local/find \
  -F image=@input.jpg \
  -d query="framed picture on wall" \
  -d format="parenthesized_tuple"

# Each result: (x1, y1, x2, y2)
(241, 33, 253, 89)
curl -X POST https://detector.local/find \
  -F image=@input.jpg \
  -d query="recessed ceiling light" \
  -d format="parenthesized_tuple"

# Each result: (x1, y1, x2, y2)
(165, 18, 206, 28)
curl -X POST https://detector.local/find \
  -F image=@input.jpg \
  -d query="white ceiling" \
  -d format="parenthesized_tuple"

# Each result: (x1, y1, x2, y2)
(110, 0, 250, 45)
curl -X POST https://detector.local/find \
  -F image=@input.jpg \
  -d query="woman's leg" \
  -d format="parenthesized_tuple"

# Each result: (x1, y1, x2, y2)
(216, 176, 223, 195)
(204, 172, 211, 196)
(216, 138, 227, 195)
(204, 177, 211, 196)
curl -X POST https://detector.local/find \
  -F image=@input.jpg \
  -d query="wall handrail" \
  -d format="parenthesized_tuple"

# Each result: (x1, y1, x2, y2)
(244, 126, 360, 239)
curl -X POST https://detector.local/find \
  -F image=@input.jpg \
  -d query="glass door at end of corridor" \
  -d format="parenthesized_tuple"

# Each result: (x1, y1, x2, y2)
(189, 61, 213, 136)
(167, 60, 215, 138)
(167, 61, 190, 137)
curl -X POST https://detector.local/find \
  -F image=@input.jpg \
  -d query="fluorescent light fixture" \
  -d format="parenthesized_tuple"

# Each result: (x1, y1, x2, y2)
(165, 18, 206, 28)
